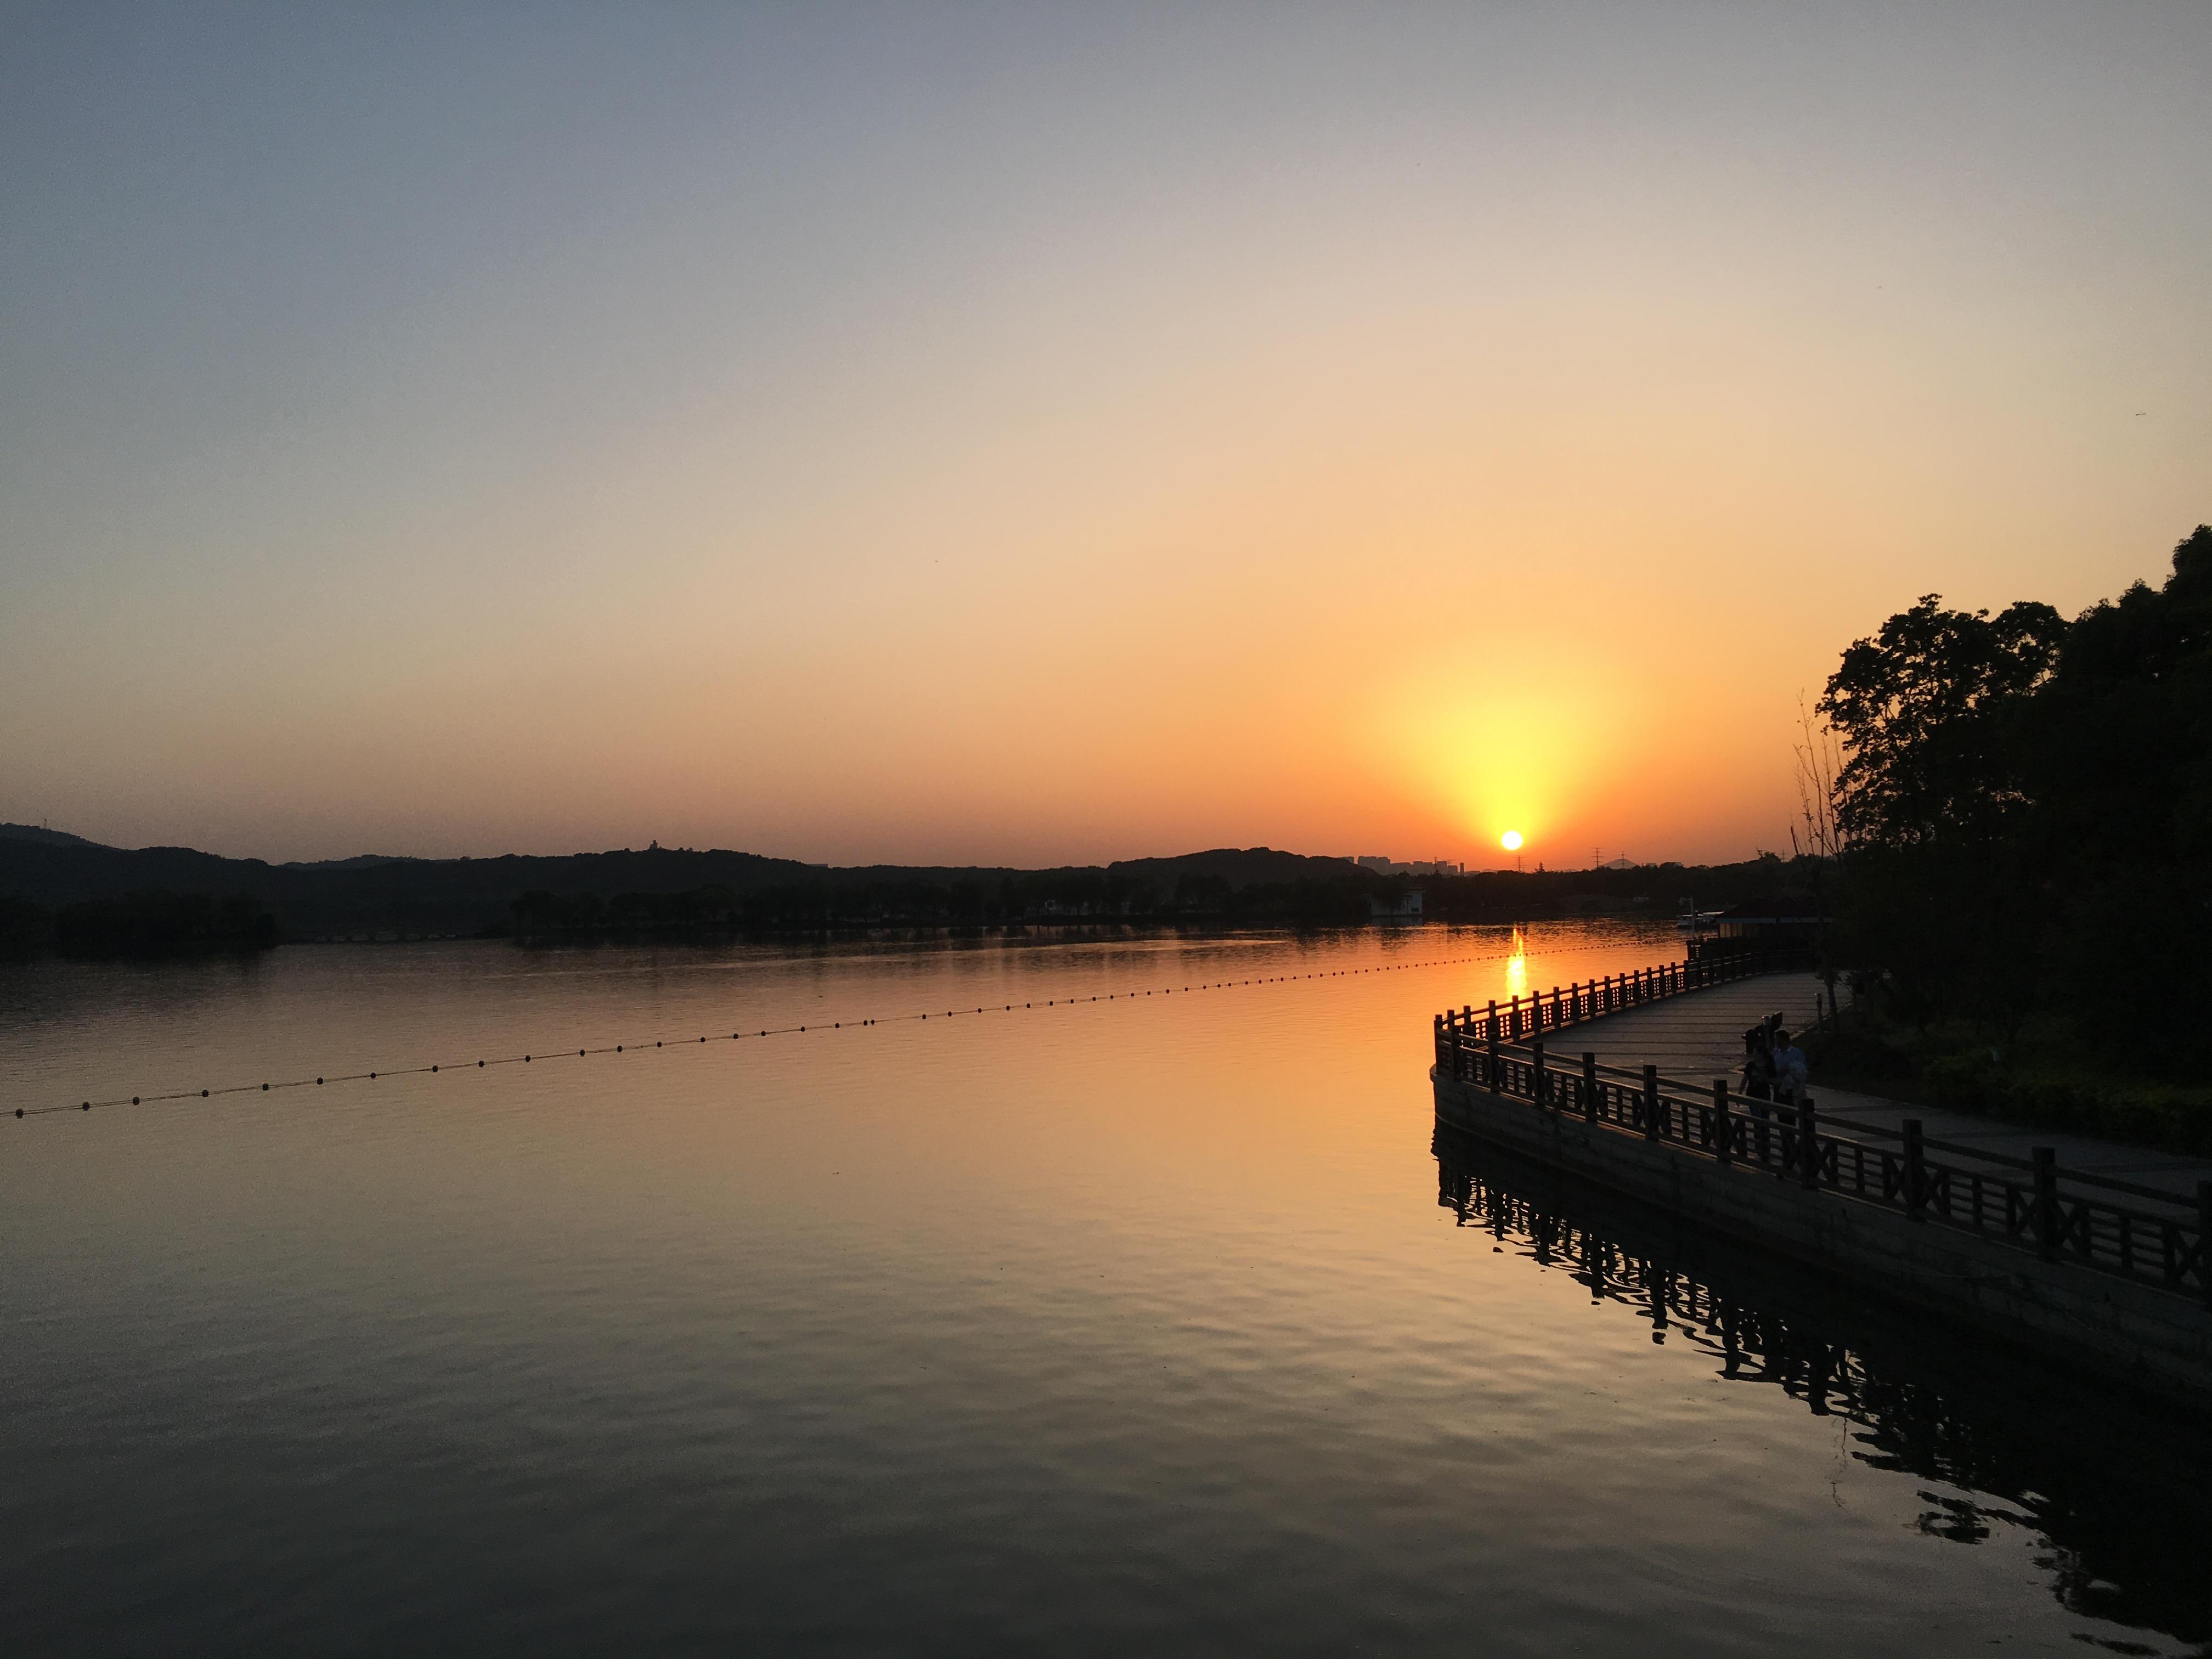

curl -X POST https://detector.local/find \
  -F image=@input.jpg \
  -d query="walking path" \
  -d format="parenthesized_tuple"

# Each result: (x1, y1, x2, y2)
(1535, 970, 2212, 1210)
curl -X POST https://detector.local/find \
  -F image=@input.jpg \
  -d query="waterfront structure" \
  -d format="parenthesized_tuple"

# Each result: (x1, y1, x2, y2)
(1431, 963, 2211, 1402)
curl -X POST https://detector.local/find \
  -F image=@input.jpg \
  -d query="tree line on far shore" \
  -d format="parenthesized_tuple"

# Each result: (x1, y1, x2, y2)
(503, 856, 1810, 938)
(0, 889, 280, 958)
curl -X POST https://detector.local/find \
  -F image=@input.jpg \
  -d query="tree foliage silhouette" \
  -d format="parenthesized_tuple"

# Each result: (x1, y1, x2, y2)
(1818, 596, 2067, 850)
(1820, 527, 2211, 1067)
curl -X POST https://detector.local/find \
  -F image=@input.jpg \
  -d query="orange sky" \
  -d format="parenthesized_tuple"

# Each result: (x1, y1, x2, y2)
(3, 8, 2207, 868)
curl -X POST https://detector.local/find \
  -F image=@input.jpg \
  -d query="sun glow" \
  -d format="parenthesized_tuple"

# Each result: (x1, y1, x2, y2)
(1500, 830, 1523, 853)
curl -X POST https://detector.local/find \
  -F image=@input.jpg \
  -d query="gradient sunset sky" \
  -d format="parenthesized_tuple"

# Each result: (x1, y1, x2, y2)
(4, 4, 2207, 869)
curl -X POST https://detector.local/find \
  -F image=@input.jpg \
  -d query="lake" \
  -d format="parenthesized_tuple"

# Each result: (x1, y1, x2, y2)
(5, 921, 2208, 1656)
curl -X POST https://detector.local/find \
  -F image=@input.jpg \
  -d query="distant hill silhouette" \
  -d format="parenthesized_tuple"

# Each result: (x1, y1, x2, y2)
(0, 822, 107, 849)
(0, 826, 1815, 945)
(0, 832, 1373, 939)
(0, 834, 825, 938)
(1, 822, 416, 869)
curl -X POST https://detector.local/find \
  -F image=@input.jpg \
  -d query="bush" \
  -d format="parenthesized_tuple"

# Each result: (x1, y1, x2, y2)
(1924, 1051, 2212, 1157)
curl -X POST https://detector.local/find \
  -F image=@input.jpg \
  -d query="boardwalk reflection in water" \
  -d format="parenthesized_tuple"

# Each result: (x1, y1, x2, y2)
(1433, 1124, 2212, 1656)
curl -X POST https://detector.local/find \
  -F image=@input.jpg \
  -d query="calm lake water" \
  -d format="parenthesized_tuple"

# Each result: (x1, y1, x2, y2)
(5, 922, 2208, 1656)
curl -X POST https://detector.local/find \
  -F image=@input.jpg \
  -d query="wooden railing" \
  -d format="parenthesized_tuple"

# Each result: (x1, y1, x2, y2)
(1431, 1018, 2211, 1308)
(1432, 945, 1812, 1051)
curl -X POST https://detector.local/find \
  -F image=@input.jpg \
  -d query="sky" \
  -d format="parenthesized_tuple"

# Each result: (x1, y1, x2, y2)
(3, 3, 2208, 871)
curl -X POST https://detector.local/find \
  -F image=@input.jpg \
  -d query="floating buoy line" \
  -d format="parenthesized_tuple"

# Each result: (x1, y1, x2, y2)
(15, 937, 1663, 1123)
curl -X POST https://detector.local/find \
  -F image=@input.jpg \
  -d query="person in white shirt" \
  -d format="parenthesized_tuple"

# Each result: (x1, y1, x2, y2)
(1771, 1030, 1809, 1103)
(1770, 1029, 1810, 1167)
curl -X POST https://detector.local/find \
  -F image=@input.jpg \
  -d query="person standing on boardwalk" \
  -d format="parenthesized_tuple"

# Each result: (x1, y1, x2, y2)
(1771, 1030, 1808, 1104)
(1771, 1028, 1810, 1166)
(1741, 1026, 1778, 1101)
(1742, 1023, 1778, 1160)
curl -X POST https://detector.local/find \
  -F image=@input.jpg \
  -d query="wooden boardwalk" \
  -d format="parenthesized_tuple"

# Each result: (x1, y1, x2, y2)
(1533, 968, 2212, 1209)
(1434, 961, 2211, 1395)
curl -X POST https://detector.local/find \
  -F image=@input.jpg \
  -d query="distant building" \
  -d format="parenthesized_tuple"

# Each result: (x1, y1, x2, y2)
(1680, 895, 1828, 959)
(1355, 855, 1463, 878)
(1369, 888, 1425, 919)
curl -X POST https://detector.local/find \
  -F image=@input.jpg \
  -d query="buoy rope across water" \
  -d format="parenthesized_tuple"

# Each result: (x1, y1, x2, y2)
(16, 937, 1652, 1122)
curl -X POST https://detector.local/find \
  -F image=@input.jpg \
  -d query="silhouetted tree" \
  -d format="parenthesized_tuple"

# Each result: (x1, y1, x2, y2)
(1818, 594, 2068, 850)
(1819, 527, 2211, 1062)
(2011, 526, 2212, 1047)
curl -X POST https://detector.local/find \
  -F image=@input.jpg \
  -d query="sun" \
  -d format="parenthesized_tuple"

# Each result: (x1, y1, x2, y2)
(1500, 830, 1523, 853)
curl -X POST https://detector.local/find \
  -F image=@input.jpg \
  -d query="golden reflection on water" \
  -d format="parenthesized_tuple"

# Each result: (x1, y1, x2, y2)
(1504, 929, 1529, 998)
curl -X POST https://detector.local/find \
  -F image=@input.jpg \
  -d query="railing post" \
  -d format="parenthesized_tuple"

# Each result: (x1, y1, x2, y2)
(1509, 994, 1521, 1041)
(1485, 1004, 1499, 1089)
(1712, 1079, 1731, 1165)
(1582, 1052, 1598, 1124)
(1551, 985, 1563, 1030)
(1798, 1097, 1819, 1190)
(2198, 1181, 2211, 1310)
(1642, 1063, 1660, 1141)
(1904, 1120, 1925, 1221)
(2034, 1147, 2059, 1261)
(1532, 1041, 1548, 1110)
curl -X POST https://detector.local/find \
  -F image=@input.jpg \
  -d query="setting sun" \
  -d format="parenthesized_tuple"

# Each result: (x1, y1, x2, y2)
(1500, 830, 1524, 853)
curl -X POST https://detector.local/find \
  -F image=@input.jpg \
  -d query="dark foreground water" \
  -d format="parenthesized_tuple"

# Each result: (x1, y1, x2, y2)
(4, 923, 2208, 1656)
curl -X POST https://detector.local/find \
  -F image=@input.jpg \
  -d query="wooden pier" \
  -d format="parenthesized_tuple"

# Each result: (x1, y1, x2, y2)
(1431, 959, 2212, 1403)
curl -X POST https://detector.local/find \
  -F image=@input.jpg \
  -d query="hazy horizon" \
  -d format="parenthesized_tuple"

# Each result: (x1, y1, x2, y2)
(6, 4, 2207, 868)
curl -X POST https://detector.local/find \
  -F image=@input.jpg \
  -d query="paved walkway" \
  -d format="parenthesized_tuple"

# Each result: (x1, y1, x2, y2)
(1526, 970, 2212, 1211)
